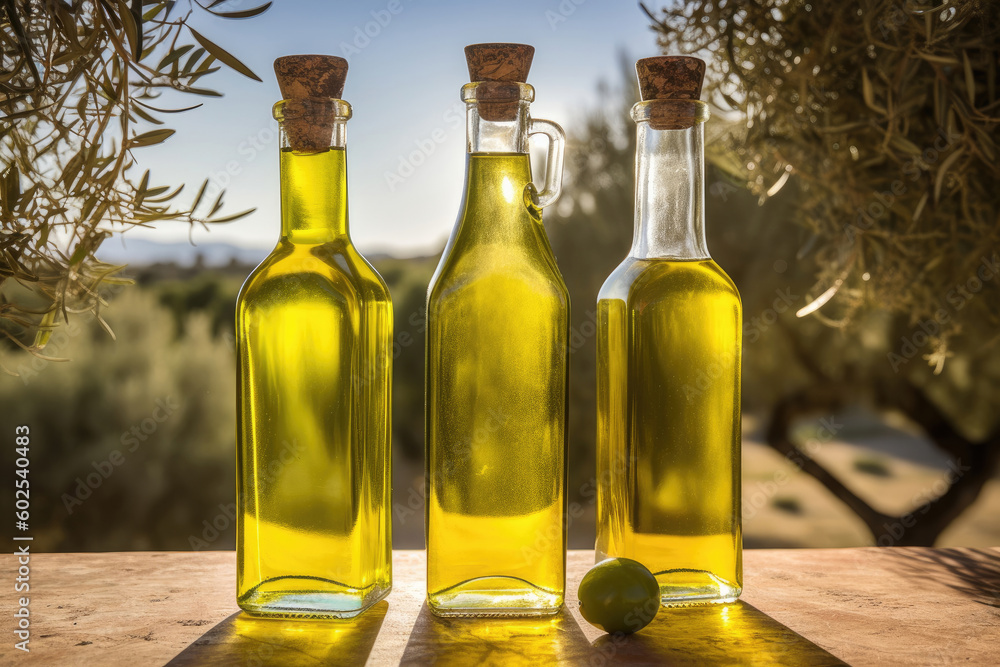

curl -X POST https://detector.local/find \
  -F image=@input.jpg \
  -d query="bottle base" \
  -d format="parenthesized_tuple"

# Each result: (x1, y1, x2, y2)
(238, 578, 391, 619)
(429, 605, 563, 619)
(655, 569, 742, 607)
(428, 576, 563, 618)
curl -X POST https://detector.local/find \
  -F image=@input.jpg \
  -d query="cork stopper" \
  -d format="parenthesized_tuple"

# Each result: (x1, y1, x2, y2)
(273, 55, 349, 151)
(464, 43, 534, 122)
(635, 56, 706, 130)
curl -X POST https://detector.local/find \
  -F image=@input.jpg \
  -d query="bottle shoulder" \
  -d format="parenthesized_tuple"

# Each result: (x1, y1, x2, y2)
(430, 153, 568, 306)
(238, 240, 390, 308)
(427, 239, 569, 310)
(598, 256, 741, 307)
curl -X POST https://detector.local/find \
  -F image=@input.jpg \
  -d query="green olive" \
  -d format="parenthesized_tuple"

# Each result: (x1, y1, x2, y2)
(578, 557, 660, 635)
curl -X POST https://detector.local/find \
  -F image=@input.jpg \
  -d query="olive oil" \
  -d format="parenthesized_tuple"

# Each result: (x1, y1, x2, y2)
(425, 43, 568, 617)
(426, 152, 569, 616)
(236, 58, 391, 619)
(595, 56, 742, 605)
(596, 258, 741, 603)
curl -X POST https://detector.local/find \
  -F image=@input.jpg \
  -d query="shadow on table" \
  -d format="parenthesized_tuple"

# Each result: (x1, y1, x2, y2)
(398, 599, 844, 666)
(590, 601, 847, 666)
(399, 603, 593, 665)
(165, 601, 387, 666)
(884, 547, 1000, 608)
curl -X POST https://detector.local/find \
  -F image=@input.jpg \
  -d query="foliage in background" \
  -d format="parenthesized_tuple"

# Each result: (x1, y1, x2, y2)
(379, 256, 437, 463)
(644, 0, 1000, 545)
(645, 0, 1000, 370)
(546, 69, 636, 504)
(0, 0, 268, 369)
(2, 285, 235, 550)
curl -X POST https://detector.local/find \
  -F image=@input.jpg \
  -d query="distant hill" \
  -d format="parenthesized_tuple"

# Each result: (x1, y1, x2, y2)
(97, 238, 270, 268)
(97, 237, 408, 269)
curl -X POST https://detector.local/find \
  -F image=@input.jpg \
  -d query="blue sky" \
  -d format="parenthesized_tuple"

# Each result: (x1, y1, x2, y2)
(119, 0, 660, 258)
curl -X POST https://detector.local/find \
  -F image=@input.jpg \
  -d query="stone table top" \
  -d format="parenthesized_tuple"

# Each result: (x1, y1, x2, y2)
(2, 547, 997, 665)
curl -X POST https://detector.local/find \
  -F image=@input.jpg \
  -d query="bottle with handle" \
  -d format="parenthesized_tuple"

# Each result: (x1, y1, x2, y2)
(236, 55, 392, 618)
(596, 56, 743, 606)
(425, 43, 569, 617)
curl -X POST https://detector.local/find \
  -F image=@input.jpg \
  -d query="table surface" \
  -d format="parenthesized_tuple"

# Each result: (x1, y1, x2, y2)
(2, 547, 997, 665)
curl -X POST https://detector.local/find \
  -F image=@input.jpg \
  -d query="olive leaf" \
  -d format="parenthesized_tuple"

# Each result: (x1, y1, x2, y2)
(189, 28, 262, 82)
(0, 0, 269, 362)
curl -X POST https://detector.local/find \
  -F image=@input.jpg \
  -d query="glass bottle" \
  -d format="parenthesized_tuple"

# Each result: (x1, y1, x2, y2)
(595, 56, 742, 606)
(425, 43, 569, 617)
(236, 55, 392, 618)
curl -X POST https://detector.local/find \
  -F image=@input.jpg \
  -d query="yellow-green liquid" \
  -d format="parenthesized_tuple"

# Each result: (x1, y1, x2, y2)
(236, 147, 392, 618)
(426, 153, 569, 616)
(596, 257, 742, 605)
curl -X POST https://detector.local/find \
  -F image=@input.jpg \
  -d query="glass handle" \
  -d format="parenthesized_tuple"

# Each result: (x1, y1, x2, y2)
(528, 118, 566, 209)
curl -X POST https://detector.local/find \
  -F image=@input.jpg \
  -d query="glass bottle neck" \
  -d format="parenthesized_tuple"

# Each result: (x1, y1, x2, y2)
(446, 99, 537, 247)
(466, 99, 530, 154)
(278, 124, 349, 244)
(631, 121, 709, 260)
(462, 82, 534, 155)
